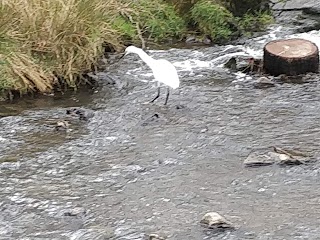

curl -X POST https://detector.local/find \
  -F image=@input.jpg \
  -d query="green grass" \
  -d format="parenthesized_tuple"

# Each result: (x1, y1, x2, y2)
(136, 0, 186, 41)
(0, 37, 21, 92)
(191, 0, 235, 42)
(112, 16, 138, 42)
(119, 0, 187, 42)
(0, 0, 123, 95)
(0, 0, 274, 98)
(237, 11, 274, 33)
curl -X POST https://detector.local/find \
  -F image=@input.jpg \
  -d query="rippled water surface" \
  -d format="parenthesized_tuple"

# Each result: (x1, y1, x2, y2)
(1, 26, 320, 240)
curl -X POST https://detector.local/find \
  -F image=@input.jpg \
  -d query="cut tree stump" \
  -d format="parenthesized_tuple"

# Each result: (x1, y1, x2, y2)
(263, 38, 319, 76)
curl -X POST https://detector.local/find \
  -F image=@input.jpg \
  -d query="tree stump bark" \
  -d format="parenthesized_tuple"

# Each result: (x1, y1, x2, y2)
(263, 38, 319, 76)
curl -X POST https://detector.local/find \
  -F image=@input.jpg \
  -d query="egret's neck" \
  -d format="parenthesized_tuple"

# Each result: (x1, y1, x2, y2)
(135, 51, 155, 68)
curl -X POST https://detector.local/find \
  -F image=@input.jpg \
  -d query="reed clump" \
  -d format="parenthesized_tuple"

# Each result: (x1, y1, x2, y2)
(0, 0, 124, 95)
(0, 0, 273, 98)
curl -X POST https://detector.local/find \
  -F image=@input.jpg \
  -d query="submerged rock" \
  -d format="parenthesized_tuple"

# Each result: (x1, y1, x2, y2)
(244, 147, 312, 167)
(148, 233, 166, 240)
(63, 207, 87, 217)
(224, 57, 237, 71)
(253, 77, 275, 89)
(200, 212, 233, 230)
(66, 108, 94, 121)
(55, 120, 70, 131)
(243, 151, 275, 167)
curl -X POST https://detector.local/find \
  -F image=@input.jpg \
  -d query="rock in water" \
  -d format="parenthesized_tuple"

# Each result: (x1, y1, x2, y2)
(253, 77, 275, 89)
(55, 120, 70, 131)
(200, 212, 233, 229)
(148, 233, 165, 240)
(66, 108, 94, 121)
(224, 57, 237, 71)
(263, 38, 319, 76)
(243, 151, 275, 167)
(244, 147, 312, 167)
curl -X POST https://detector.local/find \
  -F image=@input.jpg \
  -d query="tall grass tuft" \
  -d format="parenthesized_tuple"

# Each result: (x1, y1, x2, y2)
(0, 0, 123, 94)
(191, 0, 234, 42)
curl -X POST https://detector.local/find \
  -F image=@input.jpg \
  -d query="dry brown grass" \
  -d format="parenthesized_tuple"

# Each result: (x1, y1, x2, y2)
(0, 0, 125, 94)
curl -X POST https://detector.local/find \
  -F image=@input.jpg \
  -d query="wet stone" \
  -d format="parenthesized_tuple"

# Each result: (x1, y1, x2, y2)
(66, 108, 95, 121)
(224, 57, 237, 71)
(243, 151, 275, 167)
(55, 120, 70, 131)
(244, 148, 312, 167)
(148, 233, 166, 240)
(63, 207, 87, 217)
(200, 212, 234, 230)
(253, 77, 275, 89)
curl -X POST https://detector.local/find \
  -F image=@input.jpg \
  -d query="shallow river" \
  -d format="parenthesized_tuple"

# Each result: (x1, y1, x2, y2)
(1, 25, 320, 240)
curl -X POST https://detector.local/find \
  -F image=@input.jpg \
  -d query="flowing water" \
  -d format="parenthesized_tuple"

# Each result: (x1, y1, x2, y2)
(1, 24, 320, 240)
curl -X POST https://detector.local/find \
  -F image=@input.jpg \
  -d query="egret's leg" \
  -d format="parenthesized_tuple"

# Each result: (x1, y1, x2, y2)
(150, 87, 160, 103)
(164, 87, 170, 105)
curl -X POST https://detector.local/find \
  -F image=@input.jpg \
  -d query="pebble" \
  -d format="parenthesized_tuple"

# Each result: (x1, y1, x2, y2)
(55, 120, 70, 131)
(253, 77, 275, 89)
(63, 207, 87, 217)
(200, 212, 234, 230)
(149, 233, 165, 240)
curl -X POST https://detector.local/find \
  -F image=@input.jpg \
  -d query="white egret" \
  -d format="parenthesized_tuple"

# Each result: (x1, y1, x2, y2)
(121, 46, 180, 105)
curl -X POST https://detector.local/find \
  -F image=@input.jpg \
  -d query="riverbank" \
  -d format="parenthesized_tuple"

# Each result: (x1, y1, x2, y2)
(0, 0, 273, 100)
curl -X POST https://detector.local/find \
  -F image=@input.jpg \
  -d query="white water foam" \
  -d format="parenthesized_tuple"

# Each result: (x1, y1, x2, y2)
(125, 27, 320, 83)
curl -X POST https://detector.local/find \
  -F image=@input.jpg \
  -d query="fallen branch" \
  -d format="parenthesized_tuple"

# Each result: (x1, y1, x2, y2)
(120, 11, 146, 49)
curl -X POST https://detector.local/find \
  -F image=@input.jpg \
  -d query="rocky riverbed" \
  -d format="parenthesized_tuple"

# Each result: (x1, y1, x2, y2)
(1, 3, 320, 239)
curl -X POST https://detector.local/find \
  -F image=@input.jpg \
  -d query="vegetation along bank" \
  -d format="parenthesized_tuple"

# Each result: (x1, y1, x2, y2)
(0, 0, 273, 100)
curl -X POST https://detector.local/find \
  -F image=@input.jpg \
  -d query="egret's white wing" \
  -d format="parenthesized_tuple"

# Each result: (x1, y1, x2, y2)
(151, 59, 180, 89)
